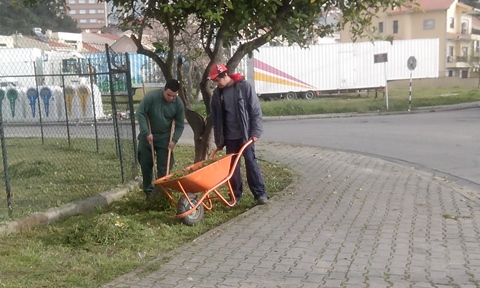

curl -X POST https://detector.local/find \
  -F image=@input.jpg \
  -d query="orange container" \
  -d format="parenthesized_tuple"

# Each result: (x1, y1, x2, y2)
(153, 154, 235, 193)
(152, 140, 253, 225)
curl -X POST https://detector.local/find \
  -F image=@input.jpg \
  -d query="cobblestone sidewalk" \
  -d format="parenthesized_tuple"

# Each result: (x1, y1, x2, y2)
(103, 141, 480, 288)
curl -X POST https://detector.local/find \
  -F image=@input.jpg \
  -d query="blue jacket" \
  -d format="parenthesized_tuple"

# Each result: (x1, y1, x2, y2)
(210, 74, 263, 148)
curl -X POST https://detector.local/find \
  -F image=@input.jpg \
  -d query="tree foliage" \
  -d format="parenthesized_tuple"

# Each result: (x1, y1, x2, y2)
(460, 0, 480, 9)
(108, 0, 412, 83)
(18, 0, 411, 161)
(0, 0, 79, 35)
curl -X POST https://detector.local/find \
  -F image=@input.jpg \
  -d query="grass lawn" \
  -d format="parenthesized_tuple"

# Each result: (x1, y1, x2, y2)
(0, 137, 136, 222)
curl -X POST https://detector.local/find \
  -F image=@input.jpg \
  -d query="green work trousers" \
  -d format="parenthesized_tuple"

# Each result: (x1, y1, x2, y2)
(137, 136, 175, 195)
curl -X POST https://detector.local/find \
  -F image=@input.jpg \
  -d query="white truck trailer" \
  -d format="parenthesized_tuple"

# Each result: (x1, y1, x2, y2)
(245, 38, 439, 100)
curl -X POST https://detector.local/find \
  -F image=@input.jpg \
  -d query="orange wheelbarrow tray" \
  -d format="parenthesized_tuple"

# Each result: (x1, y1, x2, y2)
(153, 139, 253, 225)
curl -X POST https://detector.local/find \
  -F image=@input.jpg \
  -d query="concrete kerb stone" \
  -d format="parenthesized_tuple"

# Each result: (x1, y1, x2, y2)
(0, 178, 142, 237)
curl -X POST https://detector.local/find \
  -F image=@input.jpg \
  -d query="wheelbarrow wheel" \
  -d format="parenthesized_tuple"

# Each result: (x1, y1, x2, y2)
(177, 193, 204, 226)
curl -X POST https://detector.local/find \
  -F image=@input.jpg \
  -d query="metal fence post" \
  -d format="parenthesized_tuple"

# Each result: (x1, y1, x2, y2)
(105, 44, 125, 183)
(124, 53, 138, 166)
(88, 58, 100, 152)
(61, 74, 72, 147)
(33, 62, 46, 144)
(0, 106, 13, 218)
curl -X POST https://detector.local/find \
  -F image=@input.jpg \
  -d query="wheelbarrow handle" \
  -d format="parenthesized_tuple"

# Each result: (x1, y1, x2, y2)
(209, 139, 254, 159)
(209, 148, 223, 159)
(237, 139, 254, 156)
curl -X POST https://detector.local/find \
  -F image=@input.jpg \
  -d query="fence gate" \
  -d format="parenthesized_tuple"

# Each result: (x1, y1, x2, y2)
(0, 45, 138, 223)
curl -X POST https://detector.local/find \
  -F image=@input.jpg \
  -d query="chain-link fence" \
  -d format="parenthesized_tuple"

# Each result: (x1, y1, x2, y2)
(0, 43, 138, 222)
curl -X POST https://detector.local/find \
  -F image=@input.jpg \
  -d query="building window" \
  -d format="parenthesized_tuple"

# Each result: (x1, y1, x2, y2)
(89, 19, 97, 23)
(70, 9, 76, 14)
(393, 20, 398, 34)
(79, 9, 86, 14)
(89, 9, 96, 13)
(68, 0, 75, 3)
(423, 19, 434, 30)
(78, 0, 85, 3)
(461, 21, 468, 35)
(88, 0, 95, 2)
(449, 17, 454, 29)
(62, 59, 79, 74)
(79, 19, 87, 23)
(476, 40, 480, 52)
(97, 9, 104, 13)
(378, 22, 383, 33)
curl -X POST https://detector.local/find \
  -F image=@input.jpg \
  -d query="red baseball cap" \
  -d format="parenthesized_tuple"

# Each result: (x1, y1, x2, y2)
(208, 64, 227, 80)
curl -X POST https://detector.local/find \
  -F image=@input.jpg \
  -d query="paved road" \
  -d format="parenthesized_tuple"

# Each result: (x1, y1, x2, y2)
(102, 103, 480, 288)
(3, 121, 131, 139)
(261, 107, 480, 193)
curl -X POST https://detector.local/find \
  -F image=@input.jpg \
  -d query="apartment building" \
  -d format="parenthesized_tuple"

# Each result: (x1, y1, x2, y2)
(338, 0, 480, 78)
(65, 0, 109, 32)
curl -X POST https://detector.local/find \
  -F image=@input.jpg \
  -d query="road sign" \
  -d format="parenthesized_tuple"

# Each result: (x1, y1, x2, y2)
(374, 53, 388, 63)
(374, 53, 389, 109)
(407, 56, 417, 111)
(407, 56, 417, 71)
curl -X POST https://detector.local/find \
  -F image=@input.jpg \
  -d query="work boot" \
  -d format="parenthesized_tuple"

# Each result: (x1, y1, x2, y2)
(256, 196, 268, 205)
(145, 189, 171, 210)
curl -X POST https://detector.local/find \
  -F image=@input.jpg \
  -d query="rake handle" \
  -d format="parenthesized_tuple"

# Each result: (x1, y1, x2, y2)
(147, 118, 157, 181)
(166, 120, 175, 175)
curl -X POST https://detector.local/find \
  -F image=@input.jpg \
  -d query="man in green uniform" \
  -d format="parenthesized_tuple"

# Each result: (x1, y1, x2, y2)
(136, 79, 185, 199)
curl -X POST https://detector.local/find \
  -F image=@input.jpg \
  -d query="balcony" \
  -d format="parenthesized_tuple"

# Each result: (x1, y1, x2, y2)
(446, 32, 474, 41)
(446, 56, 480, 68)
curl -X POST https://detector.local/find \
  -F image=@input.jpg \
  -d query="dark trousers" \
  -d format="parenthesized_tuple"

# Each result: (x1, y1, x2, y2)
(225, 138, 267, 200)
(138, 140, 174, 195)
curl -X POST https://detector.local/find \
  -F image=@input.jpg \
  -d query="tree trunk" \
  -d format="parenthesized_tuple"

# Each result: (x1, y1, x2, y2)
(177, 57, 214, 162)
(184, 108, 213, 162)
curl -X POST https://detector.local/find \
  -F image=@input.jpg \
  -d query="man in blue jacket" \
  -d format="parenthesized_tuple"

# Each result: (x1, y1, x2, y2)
(209, 63, 268, 205)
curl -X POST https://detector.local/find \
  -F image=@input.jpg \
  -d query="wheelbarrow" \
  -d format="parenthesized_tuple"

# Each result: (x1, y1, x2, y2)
(153, 139, 253, 225)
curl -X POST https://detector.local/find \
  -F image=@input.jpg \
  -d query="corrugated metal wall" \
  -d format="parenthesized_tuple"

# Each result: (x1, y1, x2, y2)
(250, 38, 439, 95)
(83, 53, 164, 89)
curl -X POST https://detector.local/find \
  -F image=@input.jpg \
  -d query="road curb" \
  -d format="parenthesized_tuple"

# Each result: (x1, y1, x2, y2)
(262, 101, 480, 121)
(0, 178, 142, 237)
